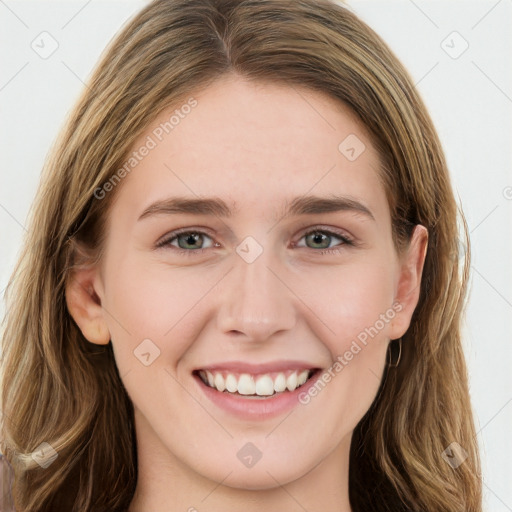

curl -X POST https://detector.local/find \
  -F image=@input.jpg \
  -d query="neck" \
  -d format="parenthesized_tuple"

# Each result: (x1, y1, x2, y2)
(128, 409, 353, 512)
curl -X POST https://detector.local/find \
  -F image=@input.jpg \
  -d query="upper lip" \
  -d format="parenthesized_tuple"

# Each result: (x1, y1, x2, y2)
(195, 360, 321, 374)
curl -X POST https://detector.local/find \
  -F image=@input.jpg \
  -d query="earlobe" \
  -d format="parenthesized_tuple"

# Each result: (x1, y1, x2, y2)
(65, 267, 110, 345)
(389, 225, 429, 340)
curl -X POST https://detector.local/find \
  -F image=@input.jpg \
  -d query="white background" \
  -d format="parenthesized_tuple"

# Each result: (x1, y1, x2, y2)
(1, 1, 511, 510)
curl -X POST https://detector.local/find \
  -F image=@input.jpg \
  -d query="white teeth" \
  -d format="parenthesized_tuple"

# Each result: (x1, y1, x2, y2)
(297, 369, 309, 386)
(198, 368, 314, 396)
(274, 373, 287, 392)
(255, 375, 274, 396)
(225, 373, 238, 393)
(214, 372, 225, 392)
(237, 374, 255, 395)
(286, 372, 297, 391)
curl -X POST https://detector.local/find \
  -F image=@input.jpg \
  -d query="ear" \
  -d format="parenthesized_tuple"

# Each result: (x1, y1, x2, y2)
(66, 265, 110, 345)
(389, 225, 428, 339)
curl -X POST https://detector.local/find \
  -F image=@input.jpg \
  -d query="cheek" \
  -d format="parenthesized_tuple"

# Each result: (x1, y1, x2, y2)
(100, 251, 222, 368)
(291, 261, 396, 416)
(293, 260, 397, 349)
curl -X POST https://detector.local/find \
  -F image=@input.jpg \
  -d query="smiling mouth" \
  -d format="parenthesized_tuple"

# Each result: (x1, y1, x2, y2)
(194, 368, 320, 398)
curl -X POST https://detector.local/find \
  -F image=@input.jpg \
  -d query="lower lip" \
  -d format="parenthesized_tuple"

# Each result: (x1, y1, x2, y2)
(193, 370, 322, 421)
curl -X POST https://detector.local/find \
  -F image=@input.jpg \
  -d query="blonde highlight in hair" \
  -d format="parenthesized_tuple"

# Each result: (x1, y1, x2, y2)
(1, 0, 482, 510)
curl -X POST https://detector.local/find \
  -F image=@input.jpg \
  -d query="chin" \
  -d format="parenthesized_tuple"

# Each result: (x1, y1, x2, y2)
(197, 455, 315, 491)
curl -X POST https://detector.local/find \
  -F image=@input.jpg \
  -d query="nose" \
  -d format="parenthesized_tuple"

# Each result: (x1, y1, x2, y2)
(215, 245, 297, 342)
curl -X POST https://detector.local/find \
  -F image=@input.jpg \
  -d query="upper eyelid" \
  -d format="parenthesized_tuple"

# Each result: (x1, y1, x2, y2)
(156, 226, 216, 247)
(300, 226, 352, 239)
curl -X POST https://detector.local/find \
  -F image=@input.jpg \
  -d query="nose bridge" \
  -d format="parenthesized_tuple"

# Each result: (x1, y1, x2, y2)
(216, 243, 296, 340)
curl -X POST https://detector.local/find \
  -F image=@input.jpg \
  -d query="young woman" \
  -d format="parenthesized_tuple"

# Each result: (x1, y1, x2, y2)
(0, 0, 482, 510)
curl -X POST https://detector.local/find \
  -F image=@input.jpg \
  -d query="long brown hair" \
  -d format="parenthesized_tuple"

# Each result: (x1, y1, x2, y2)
(1, 0, 482, 510)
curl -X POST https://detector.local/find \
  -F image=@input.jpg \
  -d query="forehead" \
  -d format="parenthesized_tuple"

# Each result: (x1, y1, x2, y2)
(110, 75, 388, 224)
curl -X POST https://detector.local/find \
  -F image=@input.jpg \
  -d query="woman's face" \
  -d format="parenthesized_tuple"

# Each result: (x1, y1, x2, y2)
(74, 75, 426, 492)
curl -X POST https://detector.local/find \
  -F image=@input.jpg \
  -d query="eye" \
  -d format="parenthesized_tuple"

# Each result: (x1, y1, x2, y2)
(156, 230, 216, 251)
(295, 228, 353, 251)
(155, 226, 354, 256)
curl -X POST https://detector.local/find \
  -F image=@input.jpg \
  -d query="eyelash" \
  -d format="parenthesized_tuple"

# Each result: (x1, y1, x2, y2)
(156, 227, 354, 257)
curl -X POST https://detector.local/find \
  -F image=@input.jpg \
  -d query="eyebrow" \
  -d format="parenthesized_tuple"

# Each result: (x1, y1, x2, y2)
(138, 194, 375, 221)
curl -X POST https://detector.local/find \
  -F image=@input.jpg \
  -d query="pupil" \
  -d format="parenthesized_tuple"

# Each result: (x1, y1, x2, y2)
(180, 233, 201, 249)
(309, 232, 329, 249)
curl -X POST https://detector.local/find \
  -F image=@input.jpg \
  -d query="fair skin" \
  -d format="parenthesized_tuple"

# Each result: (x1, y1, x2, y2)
(67, 74, 427, 512)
